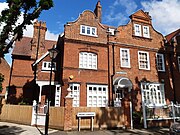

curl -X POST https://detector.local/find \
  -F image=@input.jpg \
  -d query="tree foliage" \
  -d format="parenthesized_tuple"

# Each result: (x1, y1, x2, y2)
(0, 0, 53, 58)
(0, 73, 4, 92)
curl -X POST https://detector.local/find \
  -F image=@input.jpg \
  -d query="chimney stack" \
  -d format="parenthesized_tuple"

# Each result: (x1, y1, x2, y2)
(94, 1, 102, 23)
(31, 20, 47, 60)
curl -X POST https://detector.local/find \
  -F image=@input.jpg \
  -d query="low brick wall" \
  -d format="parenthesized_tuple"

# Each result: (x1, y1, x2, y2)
(72, 107, 125, 129)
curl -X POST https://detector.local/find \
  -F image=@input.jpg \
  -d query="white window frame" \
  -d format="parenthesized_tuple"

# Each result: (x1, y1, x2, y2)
(42, 61, 56, 71)
(55, 85, 61, 107)
(178, 56, 180, 72)
(80, 25, 97, 37)
(120, 48, 131, 68)
(134, 24, 142, 36)
(156, 53, 165, 72)
(143, 26, 150, 38)
(141, 82, 166, 107)
(87, 84, 108, 107)
(69, 83, 80, 107)
(138, 51, 150, 70)
(79, 52, 97, 70)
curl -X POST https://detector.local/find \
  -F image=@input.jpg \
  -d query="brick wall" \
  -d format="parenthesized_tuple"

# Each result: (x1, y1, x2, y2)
(0, 58, 10, 95)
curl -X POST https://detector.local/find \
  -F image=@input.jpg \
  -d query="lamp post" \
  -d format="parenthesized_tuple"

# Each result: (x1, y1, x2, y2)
(45, 46, 58, 135)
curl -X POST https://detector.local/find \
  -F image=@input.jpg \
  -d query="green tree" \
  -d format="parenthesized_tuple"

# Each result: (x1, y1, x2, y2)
(0, 73, 4, 92)
(0, 0, 53, 58)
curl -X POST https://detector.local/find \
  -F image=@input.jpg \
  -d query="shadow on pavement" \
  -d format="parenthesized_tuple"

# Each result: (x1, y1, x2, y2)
(0, 125, 26, 135)
(48, 127, 170, 135)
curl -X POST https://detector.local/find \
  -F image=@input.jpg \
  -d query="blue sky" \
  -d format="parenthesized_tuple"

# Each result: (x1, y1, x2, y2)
(0, 0, 180, 65)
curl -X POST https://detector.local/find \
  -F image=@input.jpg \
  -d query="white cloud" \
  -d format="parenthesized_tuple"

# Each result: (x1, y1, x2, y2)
(45, 30, 59, 41)
(141, 0, 180, 35)
(105, 0, 138, 25)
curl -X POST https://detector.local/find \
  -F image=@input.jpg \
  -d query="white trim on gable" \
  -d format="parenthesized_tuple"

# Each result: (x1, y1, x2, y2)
(32, 51, 49, 67)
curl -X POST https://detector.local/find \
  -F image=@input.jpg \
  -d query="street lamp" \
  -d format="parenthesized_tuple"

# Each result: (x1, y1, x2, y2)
(45, 46, 58, 135)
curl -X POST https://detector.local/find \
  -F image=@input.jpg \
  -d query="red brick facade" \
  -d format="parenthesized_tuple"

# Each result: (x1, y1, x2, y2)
(0, 58, 10, 96)
(9, 2, 180, 112)
(9, 21, 56, 104)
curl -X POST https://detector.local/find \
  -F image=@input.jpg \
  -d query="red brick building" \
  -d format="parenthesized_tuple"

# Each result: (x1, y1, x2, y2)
(0, 58, 10, 99)
(9, 21, 56, 104)
(9, 1, 180, 114)
(58, 1, 171, 110)
(165, 29, 180, 104)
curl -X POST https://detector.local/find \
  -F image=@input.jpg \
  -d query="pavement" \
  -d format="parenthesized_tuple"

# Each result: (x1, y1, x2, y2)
(0, 121, 170, 135)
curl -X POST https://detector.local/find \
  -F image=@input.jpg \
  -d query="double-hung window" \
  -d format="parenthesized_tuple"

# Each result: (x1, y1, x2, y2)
(80, 25, 97, 37)
(143, 26, 150, 38)
(134, 24, 150, 38)
(42, 61, 56, 71)
(79, 52, 97, 69)
(134, 24, 142, 36)
(120, 48, 130, 68)
(87, 84, 108, 107)
(156, 53, 165, 72)
(69, 83, 80, 107)
(138, 51, 150, 70)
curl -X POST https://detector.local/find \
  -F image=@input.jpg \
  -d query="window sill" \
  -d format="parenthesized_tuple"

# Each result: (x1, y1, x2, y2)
(80, 33, 98, 37)
(79, 68, 97, 71)
(132, 35, 152, 40)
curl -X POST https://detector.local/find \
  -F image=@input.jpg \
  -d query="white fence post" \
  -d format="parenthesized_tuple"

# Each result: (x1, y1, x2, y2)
(31, 100, 37, 125)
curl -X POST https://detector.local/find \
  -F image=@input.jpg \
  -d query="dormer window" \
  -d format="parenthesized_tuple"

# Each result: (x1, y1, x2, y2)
(80, 25, 97, 37)
(134, 24, 150, 38)
(42, 61, 56, 71)
(143, 26, 150, 38)
(134, 24, 142, 36)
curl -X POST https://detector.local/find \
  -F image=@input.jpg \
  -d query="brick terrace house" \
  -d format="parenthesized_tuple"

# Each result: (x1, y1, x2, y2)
(58, 1, 173, 110)
(0, 58, 10, 100)
(7, 1, 180, 127)
(8, 21, 56, 104)
(165, 29, 180, 103)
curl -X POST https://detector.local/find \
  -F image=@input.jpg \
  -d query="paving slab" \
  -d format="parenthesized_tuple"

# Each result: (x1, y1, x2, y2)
(0, 122, 170, 135)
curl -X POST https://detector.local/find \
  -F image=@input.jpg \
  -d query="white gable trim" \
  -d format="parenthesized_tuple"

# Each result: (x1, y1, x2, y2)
(32, 51, 49, 67)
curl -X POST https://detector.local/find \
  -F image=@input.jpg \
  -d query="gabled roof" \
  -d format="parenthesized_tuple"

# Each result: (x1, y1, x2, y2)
(13, 37, 32, 56)
(165, 29, 180, 42)
(129, 9, 152, 24)
(12, 36, 56, 57)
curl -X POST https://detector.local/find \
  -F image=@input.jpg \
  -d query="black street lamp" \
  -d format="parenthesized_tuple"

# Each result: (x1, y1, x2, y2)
(45, 46, 58, 135)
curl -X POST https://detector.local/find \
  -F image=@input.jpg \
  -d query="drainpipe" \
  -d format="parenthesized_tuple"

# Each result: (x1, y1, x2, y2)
(111, 43, 115, 106)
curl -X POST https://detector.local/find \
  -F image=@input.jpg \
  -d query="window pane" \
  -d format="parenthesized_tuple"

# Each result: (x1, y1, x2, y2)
(69, 84, 80, 107)
(138, 51, 150, 70)
(120, 48, 130, 68)
(87, 27, 90, 34)
(87, 85, 108, 107)
(141, 83, 165, 106)
(156, 53, 165, 71)
(134, 24, 141, 36)
(82, 26, 85, 33)
(79, 52, 97, 69)
(143, 26, 150, 38)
